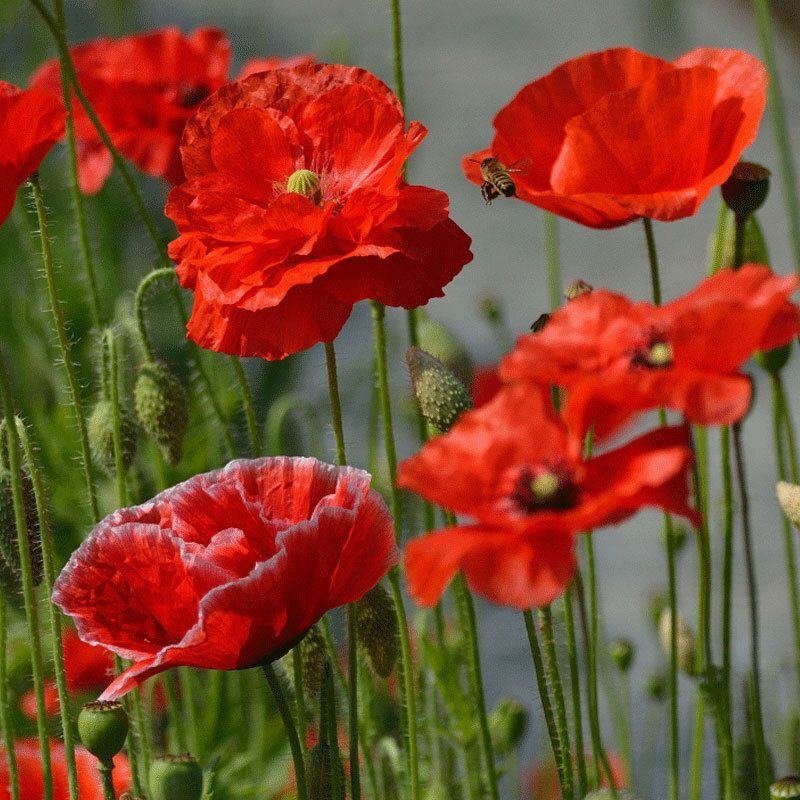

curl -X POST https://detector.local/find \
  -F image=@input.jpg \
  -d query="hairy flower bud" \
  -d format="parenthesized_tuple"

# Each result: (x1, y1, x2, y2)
(407, 347, 473, 433)
(664, 522, 689, 554)
(0, 465, 43, 594)
(299, 625, 329, 699)
(756, 343, 793, 374)
(721, 161, 771, 219)
(416, 313, 473, 387)
(608, 639, 635, 673)
(88, 400, 137, 473)
(286, 169, 322, 205)
(564, 279, 593, 301)
(307, 742, 346, 800)
(78, 701, 129, 765)
(149, 754, 204, 800)
(355, 582, 399, 678)
(777, 482, 800, 529)
(658, 608, 696, 676)
(771, 776, 800, 799)
(488, 698, 528, 754)
(134, 362, 189, 465)
(646, 672, 667, 702)
(646, 591, 669, 630)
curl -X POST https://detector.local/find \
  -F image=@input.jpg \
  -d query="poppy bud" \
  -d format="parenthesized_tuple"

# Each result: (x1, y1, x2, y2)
(78, 700, 129, 765)
(355, 582, 399, 678)
(286, 169, 322, 205)
(149, 754, 204, 800)
(608, 639, 634, 673)
(646, 591, 669, 630)
(772, 776, 800, 799)
(756, 343, 793, 374)
(584, 791, 639, 800)
(407, 347, 473, 434)
(88, 400, 137, 473)
(134, 362, 189, 465)
(646, 672, 667, 702)
(777, 482, 800, 528)
(0, 465, 43, 594)
(299, 624, 329, 698)
(530, 312, 550, 333)
(664, 522, 689, 554)
(488, 698, 528, 754)
(658, 608, 696, 676)
(416, 313, 473, 387)
(307, 742, 346, 800)
(478, 294, 504, 327)
(564, 279, 593, 301)
(721, 161, 771, 219)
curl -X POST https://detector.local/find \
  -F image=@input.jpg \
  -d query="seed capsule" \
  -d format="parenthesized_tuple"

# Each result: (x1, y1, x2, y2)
(771, 776, 800, 799)
(78, 701, 129, 765)
(721, 161, 771, 219)
(149, 754, 204, 800)
(134, 361, 189, 465)
(355, 582, 399, 678)
(88, 400, 137, 473)
(407, 347, 473, 433)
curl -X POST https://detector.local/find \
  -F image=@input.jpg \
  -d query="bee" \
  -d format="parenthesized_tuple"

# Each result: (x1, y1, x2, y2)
(470, 156, 528, 205)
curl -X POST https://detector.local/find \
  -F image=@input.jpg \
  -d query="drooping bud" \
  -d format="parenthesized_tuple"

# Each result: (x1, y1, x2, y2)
(149, 754, 204, 800)
(488, 698, 528, 754)
(664, 522, 689, 554)
(658, 608, 697, 676)
(478, 294, 504, 327)
(416, 313, 473, 387)
(0, 464, 43, 593)
(777, 482, 800, 528)
(407, 347, 473, 433)
(721, 161, 771, 219)
(88, 400, 137, 473)
(134, 362, 189, 465)
(608, 639, 635, 673)
(771, 776, 800, 799)
(286, 169, 322, 205)
(646, 672, 667, 702)
(78, 701, 129, 765)
(299, 625, 329, 699)
(564, 279, 593, 301)
(355, 582, 399, 678)
(530, 312, 550, 333)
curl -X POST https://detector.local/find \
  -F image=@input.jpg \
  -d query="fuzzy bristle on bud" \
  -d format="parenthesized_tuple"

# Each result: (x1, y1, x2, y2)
(777, 482, 800, 528)
(0, 465, 43, 594)
(658, 608, 697, 676)
(416, 313, 473, 387)
(771, 776, 800, 799)
(721, 161, 771, 219)
(149, 754, 203, 800)
(134, 362, 189, 465)
(608, 639, 635, 673)
(78, 700, 129, 765)
(355, 582, 399, 678)
(407, 347, 473, 433)
(88, 400, 137, 473)
(488, 698, 528, 754)
(299, 625, 329, 698)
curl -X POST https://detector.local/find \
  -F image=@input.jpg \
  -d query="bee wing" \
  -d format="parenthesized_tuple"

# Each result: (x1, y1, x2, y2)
(506, 158, 532, 174)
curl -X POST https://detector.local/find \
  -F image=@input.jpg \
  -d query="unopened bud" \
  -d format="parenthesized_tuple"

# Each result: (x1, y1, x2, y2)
(665, 522, 689, 554)
(134, 362, 189, 465)
(608, 639, 635, 673)
(479, 294, 504, 327)
(78, 700, 129, 765)
(488, 698, 528, 754)
(564, 279, 593, 301)
(307, 742, 346, 800)
(355, 582, 399, 678)
(771, 776, 800, 799)
(286, 169, 322, 205)
(416, 313, 473, 387)
(756, 343, 793, 374)
(407, 347, 472, 433)
(646, 672, 667, 702)
(721, 161, 771, 219)
(149, 754, 203, 800)
(777, 481, 800, 528)
(646, 591, 669, 630)
(658, 608, 696, 676)
(88, 400, 137, 473)
(299, 625, 329, 699)
(0, 466, 43, 593)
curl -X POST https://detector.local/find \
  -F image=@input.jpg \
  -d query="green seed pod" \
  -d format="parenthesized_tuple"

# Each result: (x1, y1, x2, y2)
(78, 701, 129, 765)
(307, 742, 346, 800)
(134, 362, 189, 465)
(286, 169, 322, 205)
(645, 672, 667, 702)
(658, 608, 697, 676)
(608, 639, 635, 673)
(355, 582, 399, 678)
(777, 482, 800, 529)
(88, 400, 137, 474)
(416, 313, 473, 387)
(149, 754, 204, 800)
(407, 347, 473, 434)
(721, 161, 771, 219)
(0, 465, 43, 594)
(756, 343, 793, 374)
(771, 776, 800, 799)
(488, 698, 528, 754)
(299, 625, 329, 699)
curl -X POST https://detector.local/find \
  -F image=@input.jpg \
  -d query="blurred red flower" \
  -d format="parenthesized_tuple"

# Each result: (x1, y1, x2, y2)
(526, 752, 627, 799)
(52, 457, 397, 699)
(238, 54, 316, 79)
(0, 739, 130, 800)
(471, 364, 503, 408)
(463, 47, 766, 228)
(0, 81, 64, 225)
(501, 265, 800, 435)
(399, 385, 698, 609)
(166, 62, 472, 360)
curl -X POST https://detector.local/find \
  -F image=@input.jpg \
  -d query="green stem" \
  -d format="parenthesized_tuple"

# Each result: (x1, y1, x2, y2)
(388, 0, 406, 107)
(563, 588, 587, 796)
(263, 662, 309, 800)
(0, 593, 19, 800)
(162, 672, 187, 753)
(230, 357, 260, 456)
(544, 213, 562, 311)
(324, 341, 348, 466)
(16, 419, 79, 800)
(178, 669, 200, 756)
(27, 174, 99, 521)
(291, 648, 306, 755)
(97, 762, 118, 800)
(0, 355, 53, 800)
(642, 218, 662, 304)
(750, 0, 800, 273)
(733, 214, 746, 271)
(688, 694, 705, 800)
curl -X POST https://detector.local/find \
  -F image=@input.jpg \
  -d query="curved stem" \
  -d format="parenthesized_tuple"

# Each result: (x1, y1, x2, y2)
(0, 355, 53, 800)
(263, 662, 309, 800)
(28, 175, 99, 521)
(0, 593, 19, 800)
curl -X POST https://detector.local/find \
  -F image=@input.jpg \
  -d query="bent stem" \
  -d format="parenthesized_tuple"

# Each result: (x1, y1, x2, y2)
(28, 174, 99, 522)
(263, 662, 309, 800)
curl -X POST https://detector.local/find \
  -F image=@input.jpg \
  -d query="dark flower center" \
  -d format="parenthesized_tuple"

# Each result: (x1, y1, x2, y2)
(179, 84, 211, 108)
(511, 465, 579, 513)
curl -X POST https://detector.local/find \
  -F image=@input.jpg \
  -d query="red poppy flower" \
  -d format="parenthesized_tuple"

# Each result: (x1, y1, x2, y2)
(0, 82, 64, 225)
(501, 265, 800, 435)
(52, 457, 397, 699)
(166, 62, 472, 360)
(0, 739, 130, 800)
(471, 364, 503, 408)
(399, 385, 698, 610)
(31, 28, 231, 193)
(463, 47, 766, 228)
(238, 54, 315, 80)
(527, 752, 626, 800)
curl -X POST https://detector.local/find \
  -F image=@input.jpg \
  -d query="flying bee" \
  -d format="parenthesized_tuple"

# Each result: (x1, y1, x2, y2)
(470, 156, 529, 205)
